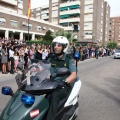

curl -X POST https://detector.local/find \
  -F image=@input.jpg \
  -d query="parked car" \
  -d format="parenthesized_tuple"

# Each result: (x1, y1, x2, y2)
(114, 49, 120, 59)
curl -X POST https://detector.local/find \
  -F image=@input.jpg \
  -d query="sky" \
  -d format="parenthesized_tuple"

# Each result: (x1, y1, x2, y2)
(31, 0, 120, 17)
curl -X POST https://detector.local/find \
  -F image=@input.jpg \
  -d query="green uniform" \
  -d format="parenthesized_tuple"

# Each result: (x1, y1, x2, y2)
(46, 53, 76, 120)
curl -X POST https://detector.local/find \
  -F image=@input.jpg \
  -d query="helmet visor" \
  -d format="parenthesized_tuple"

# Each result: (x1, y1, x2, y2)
(52, 42, 63, 47)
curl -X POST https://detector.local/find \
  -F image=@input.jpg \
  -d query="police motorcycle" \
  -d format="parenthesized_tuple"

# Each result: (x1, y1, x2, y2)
(0, 52, 81, 120)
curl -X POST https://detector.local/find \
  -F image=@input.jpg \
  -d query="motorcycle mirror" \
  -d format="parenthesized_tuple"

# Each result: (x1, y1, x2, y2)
(17, 62, 23, 70)
(74, 52, 80, 59)
(1, 86, 14, 96)
(56, 68, 69, 76)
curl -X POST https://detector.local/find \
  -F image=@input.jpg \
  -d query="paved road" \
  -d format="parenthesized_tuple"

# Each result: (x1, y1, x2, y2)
(77, 56, 120, 120)
(0, 56, 120, 120)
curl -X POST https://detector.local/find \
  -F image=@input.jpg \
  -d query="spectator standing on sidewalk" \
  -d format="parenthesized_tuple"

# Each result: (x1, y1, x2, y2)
(9, 46, 15, 74)
(14, 52, 19, 73)
(95, 47, 99, 59)
(1, 44, 8, 74)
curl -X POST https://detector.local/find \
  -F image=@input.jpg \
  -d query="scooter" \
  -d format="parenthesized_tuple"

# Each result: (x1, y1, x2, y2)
(0, 56, 81, 120)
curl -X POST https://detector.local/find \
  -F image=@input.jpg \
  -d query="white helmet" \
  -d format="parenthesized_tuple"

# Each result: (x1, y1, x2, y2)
(51, 36, 69, 54)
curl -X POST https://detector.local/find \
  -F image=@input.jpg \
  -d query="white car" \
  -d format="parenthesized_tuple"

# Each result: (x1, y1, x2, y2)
(114, 49, 120, 59)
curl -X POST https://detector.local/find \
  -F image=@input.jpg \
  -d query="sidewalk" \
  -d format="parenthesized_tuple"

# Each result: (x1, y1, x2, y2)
(0, 72, 17, 82)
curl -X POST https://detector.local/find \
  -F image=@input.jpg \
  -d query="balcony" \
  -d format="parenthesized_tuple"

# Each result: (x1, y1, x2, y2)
(52, 21, 58, 25)
(52, 0, 58, 3)
(60, 9, 80, 15)
(41, 16, 49, 20)
(85, 0, 94, 5)
(41, 10, 49, 14)
(84, 9, 93, 13)
(60, 17, 80, 23)
(60, 1, 80, 8)
(52, 6, 58, 10)
(1, 0, 17, 6)
(64, 26, 73, 31)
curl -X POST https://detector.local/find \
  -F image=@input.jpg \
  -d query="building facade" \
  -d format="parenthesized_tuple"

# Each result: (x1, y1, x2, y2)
(109, 17, 120, 46)
(0, 0, 64, 40)
(31, 0, 110, 46)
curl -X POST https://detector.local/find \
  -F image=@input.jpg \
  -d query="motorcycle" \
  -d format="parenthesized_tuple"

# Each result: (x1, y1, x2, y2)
(0, 59, 81, 120)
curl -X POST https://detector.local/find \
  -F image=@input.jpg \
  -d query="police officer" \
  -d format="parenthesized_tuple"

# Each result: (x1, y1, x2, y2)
(46, 36, 77, 120)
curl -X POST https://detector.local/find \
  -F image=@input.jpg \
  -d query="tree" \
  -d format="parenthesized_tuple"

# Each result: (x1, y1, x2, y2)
(107, 42, 117, 49)
(52, 29, 78, 43)
(43, 30, 53, 42)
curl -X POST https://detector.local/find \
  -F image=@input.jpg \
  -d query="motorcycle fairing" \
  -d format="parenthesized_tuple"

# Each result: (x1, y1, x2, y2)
(0, 90, 49, 120)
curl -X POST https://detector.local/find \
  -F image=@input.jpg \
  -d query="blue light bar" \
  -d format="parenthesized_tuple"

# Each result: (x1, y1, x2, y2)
(74, 52, 80, 59)
(1, 87, 13, 95)
(21, 93, 35, 105)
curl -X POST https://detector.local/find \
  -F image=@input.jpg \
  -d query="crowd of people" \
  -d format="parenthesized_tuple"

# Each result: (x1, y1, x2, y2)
(0, 37, 114, 75)
(0, 38, 51, 74)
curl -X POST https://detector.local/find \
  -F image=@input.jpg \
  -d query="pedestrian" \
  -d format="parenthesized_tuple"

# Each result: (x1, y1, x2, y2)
(14, 52, 19, 73)
(1, 44, 8, 74)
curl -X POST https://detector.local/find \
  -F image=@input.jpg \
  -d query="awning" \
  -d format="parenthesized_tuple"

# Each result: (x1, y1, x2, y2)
(60, 14, 69, 19)
(69, 13, 80, 16)
(69, 5, 79, 9)
(60, 7, 68, 11)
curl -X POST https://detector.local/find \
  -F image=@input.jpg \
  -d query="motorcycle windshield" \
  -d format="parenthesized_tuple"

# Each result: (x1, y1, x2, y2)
(20, 60, 50, 92)
(27, 60, 50, 81)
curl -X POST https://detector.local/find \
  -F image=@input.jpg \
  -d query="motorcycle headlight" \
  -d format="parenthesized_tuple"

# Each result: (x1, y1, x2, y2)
(21, 93, 35, 105)
(1, 86, 13, 96)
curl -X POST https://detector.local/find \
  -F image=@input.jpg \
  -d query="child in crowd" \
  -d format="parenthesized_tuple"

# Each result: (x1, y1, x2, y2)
(14, 52, 19, 72)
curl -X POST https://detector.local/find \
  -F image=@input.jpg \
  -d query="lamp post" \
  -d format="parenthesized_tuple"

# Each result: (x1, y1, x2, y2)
(70, 23, 74, 44)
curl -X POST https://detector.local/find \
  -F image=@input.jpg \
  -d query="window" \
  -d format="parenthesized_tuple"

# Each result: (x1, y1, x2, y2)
(52, 10, 58, 15)
(43, 27, 46, 30)
(22, 21, 27, 26)
(84, 5, 93, 10)
(37, 26, 41, 31)
(0, 18, 6, 25)
(11, 20, 18, 27)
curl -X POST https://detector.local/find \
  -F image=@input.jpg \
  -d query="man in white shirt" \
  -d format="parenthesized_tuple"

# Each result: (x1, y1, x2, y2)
(9, 46, 14, 74)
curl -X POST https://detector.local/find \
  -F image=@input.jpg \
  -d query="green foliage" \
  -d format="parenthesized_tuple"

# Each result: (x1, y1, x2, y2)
(43, 30, 53, 42)
(52, 29, 78, 43)
(107, 42, 117, 49)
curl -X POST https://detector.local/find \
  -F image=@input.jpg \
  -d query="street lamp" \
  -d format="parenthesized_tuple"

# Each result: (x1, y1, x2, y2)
(70, 23, 74, 44)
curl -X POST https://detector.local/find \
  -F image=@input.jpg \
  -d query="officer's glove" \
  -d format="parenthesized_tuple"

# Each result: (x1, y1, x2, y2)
(57, 81, 69, 89)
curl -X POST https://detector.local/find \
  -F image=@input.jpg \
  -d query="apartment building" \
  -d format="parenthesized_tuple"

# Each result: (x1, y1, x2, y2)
(0, 0, 64, 40)
(102, 1, 110, 46)
(32, 0, 110, 46)
(109, 17, 120, 46)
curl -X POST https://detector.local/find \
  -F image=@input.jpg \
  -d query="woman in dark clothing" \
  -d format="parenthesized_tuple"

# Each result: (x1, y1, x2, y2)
(36, 47, 42, 60)
(1, 44, 8, 74)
